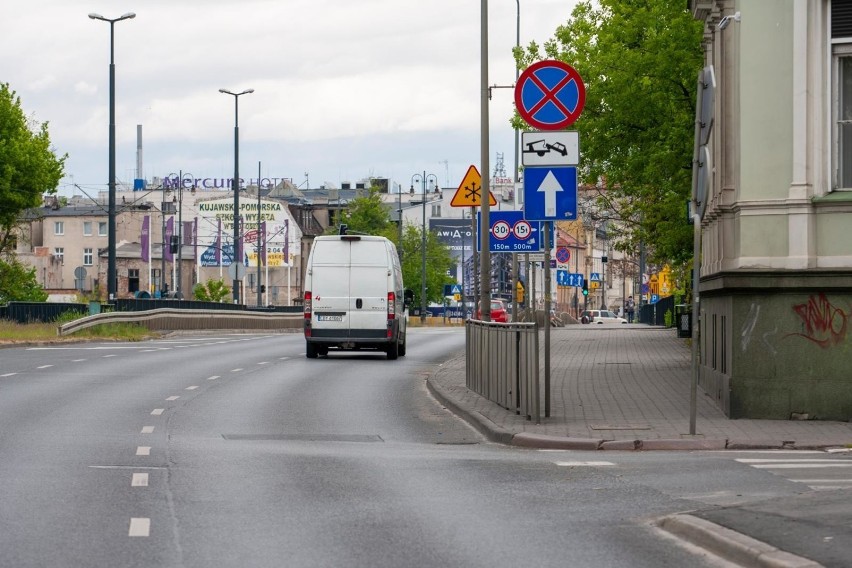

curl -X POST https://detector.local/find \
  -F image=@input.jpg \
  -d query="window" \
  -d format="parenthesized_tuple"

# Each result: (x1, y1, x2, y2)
(83, 222, 92, 236)
(83, 248, 93, 266)
(54, 247, 64, 263)
(128, 269, 140, 293)
(832, 1, 852, 189)
(833, 44, 852, 188)
(98, 222, 107, 236)
(431, 204, 442, 217)
(54, 221, 64, 235)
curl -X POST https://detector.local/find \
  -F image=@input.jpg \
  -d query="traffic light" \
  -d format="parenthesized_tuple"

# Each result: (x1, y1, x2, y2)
(169, 235, 179, 254)
(582, 280, 589, 296)
(515, 281, 525, 304)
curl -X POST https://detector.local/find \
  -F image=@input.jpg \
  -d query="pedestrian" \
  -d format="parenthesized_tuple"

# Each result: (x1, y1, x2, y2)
(625, 296, 635, 323)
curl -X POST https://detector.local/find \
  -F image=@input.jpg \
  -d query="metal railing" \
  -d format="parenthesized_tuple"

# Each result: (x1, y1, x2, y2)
(466, 320, 540, 423)
(57, 308, 302, 336)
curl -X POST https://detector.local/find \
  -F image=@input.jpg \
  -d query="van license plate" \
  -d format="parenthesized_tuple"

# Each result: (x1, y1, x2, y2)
(317, 315, 343, 322)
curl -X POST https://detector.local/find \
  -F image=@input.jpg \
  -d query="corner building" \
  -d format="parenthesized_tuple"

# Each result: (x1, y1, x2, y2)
(692, 1, 852, 419)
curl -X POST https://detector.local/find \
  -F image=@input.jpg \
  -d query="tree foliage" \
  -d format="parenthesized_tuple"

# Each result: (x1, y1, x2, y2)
(514, 1, 704, 264)
(0, 83, 66, 254)
(0, 257, 48, 303)
(326, 186, 393, 236)
(193, 278, 232, 303)
(398, 224, 457, 309)
(321, 186, 456, 308)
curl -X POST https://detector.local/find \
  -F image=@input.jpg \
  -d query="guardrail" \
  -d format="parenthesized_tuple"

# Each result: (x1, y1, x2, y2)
(57, 308, 303, 336)
(465, 320, 540, 423)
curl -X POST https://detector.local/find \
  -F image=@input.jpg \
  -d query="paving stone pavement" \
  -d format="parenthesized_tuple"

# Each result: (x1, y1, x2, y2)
(426, 325, 852, 450)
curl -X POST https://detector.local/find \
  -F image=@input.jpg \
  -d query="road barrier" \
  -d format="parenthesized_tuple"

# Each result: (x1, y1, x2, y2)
(465, 320, 540, 423)
(57, 308, 302, 336)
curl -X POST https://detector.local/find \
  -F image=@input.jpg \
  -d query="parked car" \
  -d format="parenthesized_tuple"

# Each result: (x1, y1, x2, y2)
(477, 299, 510, 323)
(580, 309, 627, 324)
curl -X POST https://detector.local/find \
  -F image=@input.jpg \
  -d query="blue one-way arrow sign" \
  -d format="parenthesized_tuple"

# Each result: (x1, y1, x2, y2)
(523, 166, 578, 221)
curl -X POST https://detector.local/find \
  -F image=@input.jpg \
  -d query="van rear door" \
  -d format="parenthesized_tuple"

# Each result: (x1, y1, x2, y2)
(310, 239, 351, 334)
(348, 240, 390, 335)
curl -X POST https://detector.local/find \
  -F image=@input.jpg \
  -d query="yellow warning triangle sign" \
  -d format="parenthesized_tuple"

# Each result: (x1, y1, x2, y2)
(450, 165, 497, 207)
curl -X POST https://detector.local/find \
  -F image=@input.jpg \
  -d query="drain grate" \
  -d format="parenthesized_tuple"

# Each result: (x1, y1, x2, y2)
(222, 434, 384, 443)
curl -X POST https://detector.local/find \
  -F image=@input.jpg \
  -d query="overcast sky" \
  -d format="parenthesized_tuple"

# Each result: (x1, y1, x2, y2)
(3, 0, 577, 196)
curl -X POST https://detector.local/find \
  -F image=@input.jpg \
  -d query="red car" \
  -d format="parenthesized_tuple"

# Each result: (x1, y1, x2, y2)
(477, 299, 510, 323)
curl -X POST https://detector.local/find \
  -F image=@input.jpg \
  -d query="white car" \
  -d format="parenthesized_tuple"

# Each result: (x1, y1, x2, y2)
(581, 309, 627, 324)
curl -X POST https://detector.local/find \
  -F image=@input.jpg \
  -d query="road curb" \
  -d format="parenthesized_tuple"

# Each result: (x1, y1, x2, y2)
(425, 370, 515, 445)
(657, 514, 824, 568)
(512, 432, 603, 450)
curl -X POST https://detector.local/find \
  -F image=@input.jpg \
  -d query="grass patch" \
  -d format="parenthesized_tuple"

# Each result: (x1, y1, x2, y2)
(0, 313, 156, 343)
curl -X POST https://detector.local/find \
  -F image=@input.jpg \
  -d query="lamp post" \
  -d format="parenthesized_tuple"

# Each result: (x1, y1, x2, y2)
(219, 88, 254, 303)
(89, 11, 135, 300)
(411, 172, 438, 323)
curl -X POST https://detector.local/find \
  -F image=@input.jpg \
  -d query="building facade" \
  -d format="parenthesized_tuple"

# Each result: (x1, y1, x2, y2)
(693, 1, 852, 419)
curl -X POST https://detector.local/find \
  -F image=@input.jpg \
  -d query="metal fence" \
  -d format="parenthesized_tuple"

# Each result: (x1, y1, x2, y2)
(0, 302, 90, 324)
(465, 320, 540, 423)
(638, 295, 675, 326)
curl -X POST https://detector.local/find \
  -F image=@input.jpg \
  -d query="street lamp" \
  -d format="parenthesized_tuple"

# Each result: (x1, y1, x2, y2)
(219, 88, 254, 303)
(411, 172, 438, 323)
(89, 11, 135, 300)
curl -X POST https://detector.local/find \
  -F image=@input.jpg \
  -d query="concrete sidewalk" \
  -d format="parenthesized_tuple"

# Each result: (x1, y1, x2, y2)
(426, 325, 852, 450)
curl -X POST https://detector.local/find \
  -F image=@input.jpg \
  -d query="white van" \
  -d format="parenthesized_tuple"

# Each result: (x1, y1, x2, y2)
(303, 234, 408, 359)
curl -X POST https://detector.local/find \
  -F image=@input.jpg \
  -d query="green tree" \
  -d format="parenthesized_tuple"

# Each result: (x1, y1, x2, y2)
(0, 257, 48, 303)
(0, 83, 66, 254)
(326, 186, 393, 236)
(193, 278, 232, 302)
(399, 224, 456, 309)
(514, 1, 704, 265)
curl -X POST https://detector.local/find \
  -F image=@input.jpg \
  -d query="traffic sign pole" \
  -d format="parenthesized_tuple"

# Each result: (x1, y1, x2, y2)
(543, 220, 551, 418)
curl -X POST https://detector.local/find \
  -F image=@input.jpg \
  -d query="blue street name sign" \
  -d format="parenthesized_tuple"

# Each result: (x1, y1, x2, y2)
(523, 166, 578, 221)
(476, 210, 552, 252)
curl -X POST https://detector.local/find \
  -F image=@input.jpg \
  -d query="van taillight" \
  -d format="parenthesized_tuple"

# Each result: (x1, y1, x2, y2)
(304, 291, 312, 318)
(387, 292, 395, 319)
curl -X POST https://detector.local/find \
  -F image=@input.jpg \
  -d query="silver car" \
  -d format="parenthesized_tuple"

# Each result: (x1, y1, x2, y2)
(581, 309, 627, 324)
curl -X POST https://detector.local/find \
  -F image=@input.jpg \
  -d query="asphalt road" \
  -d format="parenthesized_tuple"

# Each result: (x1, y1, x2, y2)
(0, 329, 847, 567)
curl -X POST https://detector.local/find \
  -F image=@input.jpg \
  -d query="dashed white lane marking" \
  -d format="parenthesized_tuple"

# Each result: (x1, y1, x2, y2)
(257, 362, 269, 365)
(791, 479, 852, 484)
(749, 463, 852, 469)
(131, 473, 149, 487)
(185, 386, 199, 390)
(102, 354, 117, 358)
(1, 373, 17, 377)
(72, 359, 86, 362)
(230, 368, 243, 372)
(141, 349, 158, 353)
(279, 357, 290, 361)
(555, 461, 616, 467)
(37, 365, 53, 369)
(206, 375, 220, 381)
(136, 446, 151, 456)
(141, 426, 155, 434)
(128, 518, 150, 537)
(165, 396, 180, 401)
(150, 409, 165, 416)
(736, 458, 852, 463)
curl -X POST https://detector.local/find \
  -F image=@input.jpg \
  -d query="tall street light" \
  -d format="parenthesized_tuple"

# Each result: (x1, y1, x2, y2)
(89, 11, 135, 300)
(411, 172, 438, 324)
(219, 88, 254, 303)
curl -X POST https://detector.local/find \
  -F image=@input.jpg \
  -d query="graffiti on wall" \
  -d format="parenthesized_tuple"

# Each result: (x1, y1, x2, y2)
(785, 293, 849, 349)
